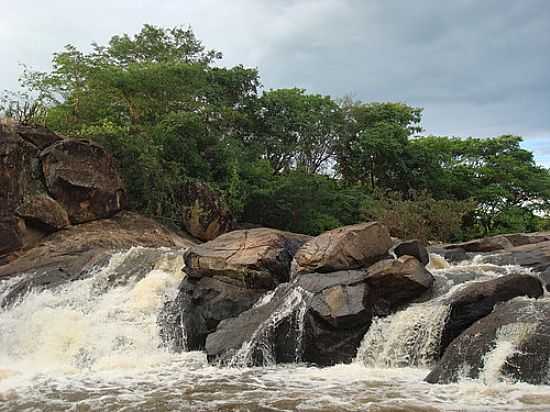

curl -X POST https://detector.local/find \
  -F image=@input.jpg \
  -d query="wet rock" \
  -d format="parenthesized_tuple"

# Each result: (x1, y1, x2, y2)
(426, 299, 550, 384)
(444, 235, 513, 253)
(390, 239, 429, 266)
(177, 181, 233, 241)
(438, 274, 544, 355)
(160, 276, 265, 351)
(0, 211, 194, 291)
(184, 228, 311, 289)
(41, 139, 127, 224)
(14, 124, 62, 149)
(365, 256, 434, 308)
(292, 222, 393, 276)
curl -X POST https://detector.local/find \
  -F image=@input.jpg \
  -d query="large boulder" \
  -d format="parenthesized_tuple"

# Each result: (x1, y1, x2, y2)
(177, 181, 233, 241)
(390, 239, 429, 266)
(365, 256, 434, 310)
(14, 124, 62, 149)
(291, 222, 393, 276)
(15, 194, 70, 232)
(184, 228, 311, 289)
(443, 235, 513, 253)
(437, 274, 544, 355)
(0, 211, 194, 307)
(0, 132, 46, 259)
(159, 276, 265, 351)
(205, 260, 434, 367)
(41, 139, 127, 224)
(426, 299, 550, 384)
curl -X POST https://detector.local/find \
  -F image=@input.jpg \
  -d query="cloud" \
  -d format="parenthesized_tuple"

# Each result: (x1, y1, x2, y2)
(0, 0, 548, 163)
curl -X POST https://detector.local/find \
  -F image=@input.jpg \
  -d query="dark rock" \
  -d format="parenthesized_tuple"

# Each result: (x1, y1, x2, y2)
(177, 181, 233, 241)
(184, 228, 311, 289)
(443, 235, 513, 253)
(0, 211, 194, 281)
(292, 222, 393, 276)
(365, 256, 434, 308)
(438, 274, 544, 355)
(390, 239, 429, 266)
(15, 194, 70, 232)
(15, 124, 62, 149)
(160, 276, 265, 351)
(426, 299, 550, 384)
(41, 139, 127, 224)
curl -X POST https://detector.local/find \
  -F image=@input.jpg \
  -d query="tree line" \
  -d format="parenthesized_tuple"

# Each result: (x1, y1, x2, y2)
(2, 25, 549, 241)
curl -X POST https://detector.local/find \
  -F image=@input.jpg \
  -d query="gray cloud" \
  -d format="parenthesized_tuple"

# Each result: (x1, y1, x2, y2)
(1, 0, 549, 164)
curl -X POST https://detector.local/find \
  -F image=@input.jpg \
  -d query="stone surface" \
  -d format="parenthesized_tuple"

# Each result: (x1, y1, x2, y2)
(426, 299, 550, 384)
(41, 139, 127, 224)
(0, 211, 194, 282)
(184, 228, 311, 289)
(14, 124, 62, 149)
(15, 194, 70, 232)
(177, 181, 233, 241)
(365, 256, 434, 309)
(438, 274, 544, 355)
(292, 222, 393, 276)
(160, 276, 265, 351)
(390, 239, 429, 266)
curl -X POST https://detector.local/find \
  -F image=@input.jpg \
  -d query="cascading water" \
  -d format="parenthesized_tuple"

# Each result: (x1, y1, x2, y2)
(1, 249, 550, 411)
(228, 287, 311, 367)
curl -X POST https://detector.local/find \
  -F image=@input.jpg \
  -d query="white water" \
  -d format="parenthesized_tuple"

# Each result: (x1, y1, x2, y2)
(1, 249, 550, 411)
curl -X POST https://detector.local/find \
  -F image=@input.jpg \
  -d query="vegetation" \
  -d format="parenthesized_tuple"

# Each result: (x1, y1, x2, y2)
(2, 25, 549, 241)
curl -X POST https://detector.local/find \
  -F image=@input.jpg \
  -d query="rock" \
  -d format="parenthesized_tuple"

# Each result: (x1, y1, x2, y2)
(15, 194, 70, 232)
(184, 228, 311, 289)
(292, 222, 393, 276)
(438, 274, 544, 355)
(177, 181, 233, 241)
(41, 139, 127, 224)
(0, 211, 194, 287)
(0, 132, 47, 258)
(365, 256, 434, 309)
(14, 124, 62, 149)
(426, 299, 550, 384)
(160, 276, 265, 351)
(390, 239, 429, 266)
(443, 235, 514, 253)
(205, 263, 435, 367)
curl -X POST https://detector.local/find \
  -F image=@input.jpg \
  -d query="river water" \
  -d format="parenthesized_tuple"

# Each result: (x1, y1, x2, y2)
(1, 248, 549, 411)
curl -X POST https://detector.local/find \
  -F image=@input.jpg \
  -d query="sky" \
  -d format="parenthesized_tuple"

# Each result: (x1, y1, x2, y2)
(1, 0, 549, 166)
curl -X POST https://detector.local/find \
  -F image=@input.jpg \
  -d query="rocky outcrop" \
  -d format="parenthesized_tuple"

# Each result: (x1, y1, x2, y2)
(291, 222, 393, 276)
(160, 228, 310, 351)
(437, 274, 544, 355)
(0, 211, 194, 306)
(177, 181, 233, 241)
(426, 299, 550, 384)
(41, 139, 126, 224)
(1, 124, 129, 262)
(205, 255, 433, 367)
(184, 228, 311, 289)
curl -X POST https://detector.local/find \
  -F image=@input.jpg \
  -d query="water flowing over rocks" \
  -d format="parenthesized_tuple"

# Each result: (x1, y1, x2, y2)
(291, 222, 393, 276)
(159, 228, 310, 351)
(426, 299, 550, 384)
(437, 273, 544, 354)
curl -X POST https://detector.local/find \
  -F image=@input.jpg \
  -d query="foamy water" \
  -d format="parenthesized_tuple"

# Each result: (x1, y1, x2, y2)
(1, 249, 549, 411)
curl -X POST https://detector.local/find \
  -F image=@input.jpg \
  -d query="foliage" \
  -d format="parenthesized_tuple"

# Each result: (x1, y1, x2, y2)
(9, 24, 550, 240)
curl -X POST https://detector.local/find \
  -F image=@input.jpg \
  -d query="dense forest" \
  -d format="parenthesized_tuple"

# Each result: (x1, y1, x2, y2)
(2, 25, 549, 241)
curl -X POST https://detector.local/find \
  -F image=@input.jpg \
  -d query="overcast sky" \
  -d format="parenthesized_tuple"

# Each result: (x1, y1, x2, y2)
(1, 0, 549, 165)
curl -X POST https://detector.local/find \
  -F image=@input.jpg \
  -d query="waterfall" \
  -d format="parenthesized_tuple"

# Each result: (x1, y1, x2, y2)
(0, 247, 184, 376)
(228, 287, 310, 367)
(356, 302, 450, 368)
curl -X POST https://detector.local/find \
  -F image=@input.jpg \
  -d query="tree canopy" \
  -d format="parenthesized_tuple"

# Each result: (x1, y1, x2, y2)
(3, 25, 549, 240)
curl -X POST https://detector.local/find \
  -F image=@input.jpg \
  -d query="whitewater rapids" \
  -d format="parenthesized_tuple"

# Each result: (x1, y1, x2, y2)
(1, 248, 549, 411)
